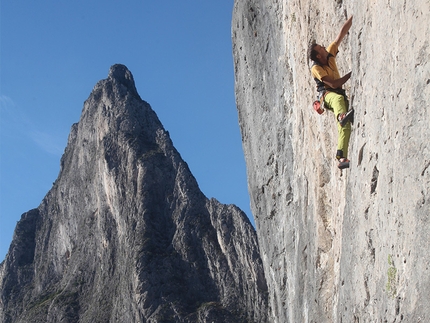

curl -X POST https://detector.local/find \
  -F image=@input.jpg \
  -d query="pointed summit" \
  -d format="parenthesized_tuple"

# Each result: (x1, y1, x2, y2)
(108, 63, 135, 84)
(107, 63, 140, 98)
(0, 65, 268, 323)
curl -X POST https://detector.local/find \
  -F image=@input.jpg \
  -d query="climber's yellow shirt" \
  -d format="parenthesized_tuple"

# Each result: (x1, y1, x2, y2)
(311, 42, 341, 88)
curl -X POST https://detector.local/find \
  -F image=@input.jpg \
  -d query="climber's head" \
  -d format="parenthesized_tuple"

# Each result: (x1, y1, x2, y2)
(309, 43, 328, 65)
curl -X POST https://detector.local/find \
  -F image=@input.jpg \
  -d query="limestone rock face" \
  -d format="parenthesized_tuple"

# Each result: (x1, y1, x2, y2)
(0, 64, 268, 323)
(232, 1, 429, 322)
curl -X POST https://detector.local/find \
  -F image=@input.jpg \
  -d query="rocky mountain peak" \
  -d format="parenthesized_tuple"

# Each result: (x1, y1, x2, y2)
(0, 65, 268, 323)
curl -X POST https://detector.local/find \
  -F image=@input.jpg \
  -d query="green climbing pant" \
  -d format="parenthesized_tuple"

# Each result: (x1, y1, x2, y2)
(324, 91, 351, 159)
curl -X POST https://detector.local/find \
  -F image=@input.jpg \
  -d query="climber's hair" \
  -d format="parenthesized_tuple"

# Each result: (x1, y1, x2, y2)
(308, 43, 319, 63)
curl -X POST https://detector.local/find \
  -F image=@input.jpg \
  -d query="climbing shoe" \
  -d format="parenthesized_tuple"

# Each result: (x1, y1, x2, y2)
(338, 158, 350, 169)
(338, 108, 354, 127)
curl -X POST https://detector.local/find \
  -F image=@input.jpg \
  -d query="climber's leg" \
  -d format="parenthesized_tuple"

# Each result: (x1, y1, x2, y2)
(324, 92, 351, 159)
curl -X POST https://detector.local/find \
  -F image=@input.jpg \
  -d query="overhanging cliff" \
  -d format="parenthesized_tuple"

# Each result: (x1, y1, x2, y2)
(232, 1, 430, 322)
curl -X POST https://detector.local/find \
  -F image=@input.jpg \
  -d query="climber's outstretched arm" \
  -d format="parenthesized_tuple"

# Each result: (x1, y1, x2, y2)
(334, 16, 353, 45)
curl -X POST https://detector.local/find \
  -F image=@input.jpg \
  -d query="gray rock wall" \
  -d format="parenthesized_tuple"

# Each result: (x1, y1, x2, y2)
(0, 65, 268, 323)
(233, 1, 430, 322)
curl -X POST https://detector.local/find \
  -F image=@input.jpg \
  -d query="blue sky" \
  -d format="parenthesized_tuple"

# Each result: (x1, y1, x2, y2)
(0, 0, 252, 261)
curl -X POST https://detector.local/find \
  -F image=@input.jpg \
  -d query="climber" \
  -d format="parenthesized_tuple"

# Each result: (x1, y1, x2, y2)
(309, 16, 354, 169)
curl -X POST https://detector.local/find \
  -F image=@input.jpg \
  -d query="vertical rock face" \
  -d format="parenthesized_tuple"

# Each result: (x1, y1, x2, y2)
(233, 1, 429, 322)
(0, 64, 268, 323)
